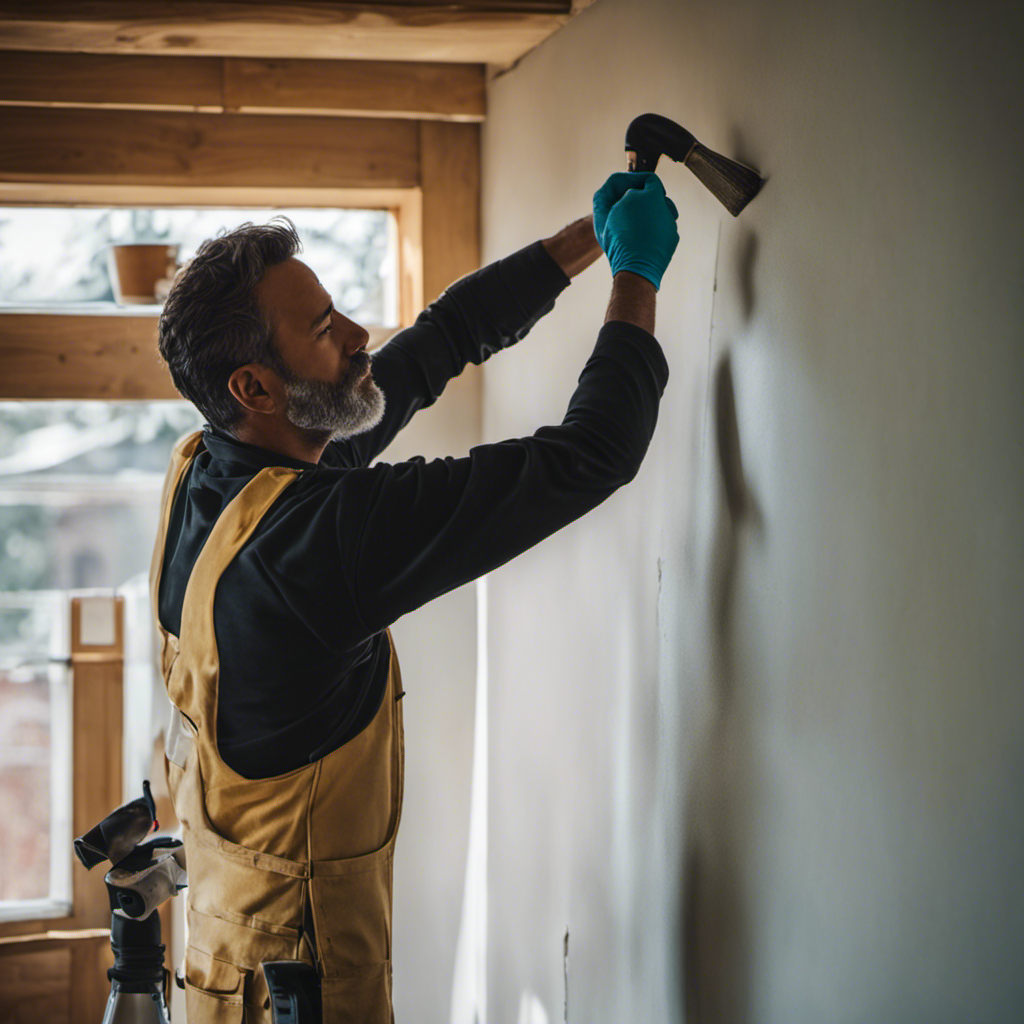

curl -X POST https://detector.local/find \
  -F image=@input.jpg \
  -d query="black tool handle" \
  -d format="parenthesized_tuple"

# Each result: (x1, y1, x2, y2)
(625, 113, 697, 172)
(264, 961, 323, 1024)
(626, 148, 658, 172)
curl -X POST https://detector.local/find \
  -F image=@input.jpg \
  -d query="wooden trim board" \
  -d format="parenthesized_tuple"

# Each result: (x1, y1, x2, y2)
(0, 929, 113, 1023)
(0, 106, 420, 189)
(412, 119, 483, 452)
(0, 51, 486, 122)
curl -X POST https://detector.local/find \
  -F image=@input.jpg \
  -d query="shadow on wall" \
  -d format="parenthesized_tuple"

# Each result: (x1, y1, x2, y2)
(681, 224, 765, 1023)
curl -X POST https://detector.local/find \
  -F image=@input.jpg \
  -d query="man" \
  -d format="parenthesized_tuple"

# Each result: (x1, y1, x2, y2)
(150, 171, 678, 1022)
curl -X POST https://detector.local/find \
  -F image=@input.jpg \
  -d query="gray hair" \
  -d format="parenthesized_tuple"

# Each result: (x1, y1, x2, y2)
(157, 216, 301, 431)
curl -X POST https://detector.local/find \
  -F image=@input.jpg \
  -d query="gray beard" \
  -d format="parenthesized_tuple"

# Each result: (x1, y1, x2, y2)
(281, 350, 386, 443)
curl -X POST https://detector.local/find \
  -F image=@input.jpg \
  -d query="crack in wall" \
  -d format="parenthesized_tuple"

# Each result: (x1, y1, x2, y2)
(700, 222, 724, 466)
(563, 927, 570, 1023)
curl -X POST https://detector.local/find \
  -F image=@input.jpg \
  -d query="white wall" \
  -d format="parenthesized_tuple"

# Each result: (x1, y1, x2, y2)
(476, 1, 1024, 1021)
(383, 369, 482, 1023)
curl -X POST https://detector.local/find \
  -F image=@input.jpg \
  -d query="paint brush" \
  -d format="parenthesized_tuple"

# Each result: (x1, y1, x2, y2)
(625, 112, 764, 217)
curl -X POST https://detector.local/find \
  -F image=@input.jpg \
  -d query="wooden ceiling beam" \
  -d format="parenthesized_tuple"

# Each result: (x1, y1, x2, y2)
(0, 51, 486, 122)
(0, 2, 576, 64)
(223, 56, 485, 121)
(0, 51, 223, 113)
(0, 106, 420, 189)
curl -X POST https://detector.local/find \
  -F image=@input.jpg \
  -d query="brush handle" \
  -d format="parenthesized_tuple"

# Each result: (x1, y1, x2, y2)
(626, 149, 660, 172)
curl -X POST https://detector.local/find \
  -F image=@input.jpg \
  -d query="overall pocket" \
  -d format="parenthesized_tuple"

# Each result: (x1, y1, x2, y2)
(183, 946, 247, 1024)
(320, 961, 392, 1024)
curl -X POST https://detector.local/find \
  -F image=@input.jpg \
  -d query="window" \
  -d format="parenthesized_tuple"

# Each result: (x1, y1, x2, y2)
(0, 206, 398, 326)
(0, 590, 71, 920)
(0, 402, 203, 921)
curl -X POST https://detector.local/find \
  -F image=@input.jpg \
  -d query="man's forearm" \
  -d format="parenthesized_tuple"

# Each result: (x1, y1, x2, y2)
(541, 215, 603, 279)
(541, 215, 656, 335)
(605, 272, 656, 336)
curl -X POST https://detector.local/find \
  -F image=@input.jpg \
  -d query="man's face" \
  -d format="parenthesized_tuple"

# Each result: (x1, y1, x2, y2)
(254, 257, 385, 440)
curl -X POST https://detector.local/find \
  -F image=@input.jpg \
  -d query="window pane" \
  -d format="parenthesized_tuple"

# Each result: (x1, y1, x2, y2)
(0, 403, 204, 590)
(0, 591, 70, 914)
(0, 206, 397, 325)
(0, 664, 53, 902)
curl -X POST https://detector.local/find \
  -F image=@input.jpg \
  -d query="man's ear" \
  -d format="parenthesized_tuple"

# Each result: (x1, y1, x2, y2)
(228, 364, 282, 416)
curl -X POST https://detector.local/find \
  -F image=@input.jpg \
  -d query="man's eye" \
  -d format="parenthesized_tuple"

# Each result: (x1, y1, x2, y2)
(318, 324, 332, 337)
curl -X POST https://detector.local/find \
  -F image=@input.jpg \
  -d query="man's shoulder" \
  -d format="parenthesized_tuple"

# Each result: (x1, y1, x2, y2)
(255, 458, 394, 530)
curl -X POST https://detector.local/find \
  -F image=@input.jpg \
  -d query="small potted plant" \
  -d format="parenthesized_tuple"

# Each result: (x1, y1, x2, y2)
(107, 210, 180, 305)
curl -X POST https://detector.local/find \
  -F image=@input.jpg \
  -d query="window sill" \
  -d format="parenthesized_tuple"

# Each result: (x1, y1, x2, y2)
(0, 898, 72, 924)
(0, 303, 164, 316)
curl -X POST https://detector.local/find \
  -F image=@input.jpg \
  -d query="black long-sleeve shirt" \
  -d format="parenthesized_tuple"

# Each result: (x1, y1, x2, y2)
(158, 239, 668, 779)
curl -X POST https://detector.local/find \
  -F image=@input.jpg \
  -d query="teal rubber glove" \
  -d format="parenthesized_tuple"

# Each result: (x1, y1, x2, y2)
(593, 171, 658, 252)
(599, 174, 679, 291)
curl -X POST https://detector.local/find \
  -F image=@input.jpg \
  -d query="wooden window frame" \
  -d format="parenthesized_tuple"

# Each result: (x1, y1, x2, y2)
(0, 107, 478, 398)
(0, 183, 424, 400)
(0, 186, 419, 927)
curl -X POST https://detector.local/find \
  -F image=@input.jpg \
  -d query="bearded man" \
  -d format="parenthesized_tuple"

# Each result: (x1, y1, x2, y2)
(151, 171, 677, 1023)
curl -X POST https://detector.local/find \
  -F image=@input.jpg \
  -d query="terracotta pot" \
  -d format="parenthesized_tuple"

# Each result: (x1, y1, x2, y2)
(108, 244, 180, 305)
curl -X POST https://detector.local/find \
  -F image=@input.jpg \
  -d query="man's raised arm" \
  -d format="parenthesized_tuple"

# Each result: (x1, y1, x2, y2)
(541, 215, 603, 279)
(336, 172, 680, 636)
(330, 234, 576, 468)
(542, 205, 658, 336)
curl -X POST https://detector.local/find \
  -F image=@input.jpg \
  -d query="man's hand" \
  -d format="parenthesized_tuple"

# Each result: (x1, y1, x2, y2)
(597, 173, 679, 292)
(593, 171, 659, 252)
(541, 216, 604, 280)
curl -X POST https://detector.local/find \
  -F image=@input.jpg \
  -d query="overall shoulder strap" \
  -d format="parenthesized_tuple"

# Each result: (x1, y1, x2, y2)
(169, 465, 302, 732)
(149, 430, 205, 631)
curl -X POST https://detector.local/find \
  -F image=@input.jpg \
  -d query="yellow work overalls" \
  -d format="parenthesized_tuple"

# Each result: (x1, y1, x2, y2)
(149, 430, 404, 1023)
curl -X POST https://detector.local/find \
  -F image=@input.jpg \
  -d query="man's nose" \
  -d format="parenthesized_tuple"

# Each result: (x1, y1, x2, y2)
(341, 317, 369, 355)
(349, 328, 370, 356)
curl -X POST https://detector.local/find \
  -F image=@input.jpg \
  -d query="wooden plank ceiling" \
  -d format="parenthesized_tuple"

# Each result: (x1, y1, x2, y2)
(0, 2, 598, 123)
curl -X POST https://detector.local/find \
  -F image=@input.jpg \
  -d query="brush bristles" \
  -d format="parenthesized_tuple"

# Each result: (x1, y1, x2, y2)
(684, 143, 764, 217)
